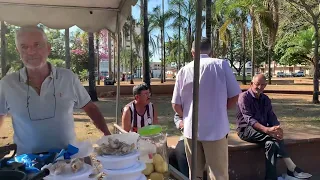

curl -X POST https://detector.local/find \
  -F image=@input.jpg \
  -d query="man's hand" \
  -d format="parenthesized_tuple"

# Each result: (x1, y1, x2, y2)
(266, 126, 283, 140)
(179, 120, 184, 130)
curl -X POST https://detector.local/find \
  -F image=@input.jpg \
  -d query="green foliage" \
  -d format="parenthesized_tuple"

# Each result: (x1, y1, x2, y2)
(48, 58, 65, 67)
(274, 28, 315, 66)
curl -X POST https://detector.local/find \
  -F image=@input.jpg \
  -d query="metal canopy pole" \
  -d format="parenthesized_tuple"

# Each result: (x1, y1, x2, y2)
(191, 0, 203, 179)
(115, 12, 121, 128)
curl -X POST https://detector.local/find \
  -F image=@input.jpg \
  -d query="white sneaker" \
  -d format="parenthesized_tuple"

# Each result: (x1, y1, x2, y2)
(286, 167, 312, 179)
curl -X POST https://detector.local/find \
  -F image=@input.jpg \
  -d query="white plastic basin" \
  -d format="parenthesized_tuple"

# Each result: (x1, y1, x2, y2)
(96, 150, 140, 170)
(102, 161, 146, 180)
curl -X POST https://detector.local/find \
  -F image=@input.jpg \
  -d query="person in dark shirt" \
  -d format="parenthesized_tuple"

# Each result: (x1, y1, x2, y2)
(236, 74, 311, 180)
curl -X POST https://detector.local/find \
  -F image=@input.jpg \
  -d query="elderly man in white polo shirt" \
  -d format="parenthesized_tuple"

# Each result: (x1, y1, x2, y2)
(0, 26, 111, 155)
(172, 37, 241, 180)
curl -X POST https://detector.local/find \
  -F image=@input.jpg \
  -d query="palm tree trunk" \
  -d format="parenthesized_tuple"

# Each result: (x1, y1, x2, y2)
(130, 16, 134, 84)
(250, 7, 255, 77)
(160, 33, 164, 83)
(178, 2, 181, 69)
(143, 0, 151, 88)
(206, 0, 212, 41)
(241, 21, 246, 85)
(113, 37, 116, 82)
(108, 31, 112, 80)
(267, 30, 272, 85)
(162, 0, 166, 82)
(65, 28, 71, 70)
(96, 32, 100, 85)
(1, 21, 6, 78)
(88, 32, 98, 101)
(313, 21, 319, 103)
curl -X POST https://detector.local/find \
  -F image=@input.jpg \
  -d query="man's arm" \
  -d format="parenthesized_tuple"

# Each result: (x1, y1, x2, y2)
(266, 97, 280, 126)
(172, 104, 183, 118)
(121, 106, 132, 132)
(0, 115, 5, 129)
(227, 95, 239, 109)
(153, 104, 159, 124)
(223, 60, 241, 109)
(82, 102, 111, 136)
(171, 70, 183, 117)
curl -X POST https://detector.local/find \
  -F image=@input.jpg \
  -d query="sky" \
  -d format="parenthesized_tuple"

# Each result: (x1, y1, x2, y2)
(70, 1, 206, 62)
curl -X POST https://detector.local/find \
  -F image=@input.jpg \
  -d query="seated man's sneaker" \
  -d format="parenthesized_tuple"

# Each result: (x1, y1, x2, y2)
(286, 167, 312, 179)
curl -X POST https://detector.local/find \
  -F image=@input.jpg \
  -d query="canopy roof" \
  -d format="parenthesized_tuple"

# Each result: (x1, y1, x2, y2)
(0, 0, 137, 32)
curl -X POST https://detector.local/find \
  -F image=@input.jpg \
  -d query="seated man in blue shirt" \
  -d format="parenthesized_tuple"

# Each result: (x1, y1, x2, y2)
(236, 74, 311, 180)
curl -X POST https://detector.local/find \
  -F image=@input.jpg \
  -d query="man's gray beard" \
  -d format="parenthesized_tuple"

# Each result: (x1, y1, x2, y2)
(24, 60, 47, 70)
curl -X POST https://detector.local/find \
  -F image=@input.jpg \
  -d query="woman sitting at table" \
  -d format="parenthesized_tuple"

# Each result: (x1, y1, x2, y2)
(121, 83, 159, 132)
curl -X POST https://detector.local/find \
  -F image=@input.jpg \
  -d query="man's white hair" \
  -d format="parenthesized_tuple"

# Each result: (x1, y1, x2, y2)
(15, 26, 48, 46)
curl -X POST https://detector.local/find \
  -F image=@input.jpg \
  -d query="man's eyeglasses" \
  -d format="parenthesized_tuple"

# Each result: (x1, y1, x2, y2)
(139, 92, 151, 97)
(26, 76, 56, 121)
(252, 82, 267, 87)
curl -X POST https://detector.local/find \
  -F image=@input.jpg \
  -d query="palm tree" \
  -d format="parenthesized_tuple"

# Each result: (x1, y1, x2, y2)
(65, 28, 71, 70)
(256, 0, 279, 84)
(88, 32, 98, 101)
(168, 0, 196, 63)
(1, 21, 6, 78)
(149, 5, 169, 83)
(143, 0, 151, 87)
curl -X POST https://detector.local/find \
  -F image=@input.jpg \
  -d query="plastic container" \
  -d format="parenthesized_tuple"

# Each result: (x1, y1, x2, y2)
(102, 161, 146, 180)
(43, 163, 93, 180)
(96, 150, 140, 170)
(138, 125, 169, 179)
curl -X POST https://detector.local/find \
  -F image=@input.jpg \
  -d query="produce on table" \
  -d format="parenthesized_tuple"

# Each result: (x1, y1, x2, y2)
(95, 138, 135, 156)
(142, 153, 168, 179)
(149, 172, 164, 180)
(43, 158, 85, 175)
(142, 163, 154, 176)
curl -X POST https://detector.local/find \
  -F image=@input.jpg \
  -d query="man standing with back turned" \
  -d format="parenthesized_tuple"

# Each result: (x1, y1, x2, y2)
(171, 38, 241, 180)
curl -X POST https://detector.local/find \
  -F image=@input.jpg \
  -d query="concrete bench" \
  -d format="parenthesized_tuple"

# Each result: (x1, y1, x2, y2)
(167, 131, 320, 180)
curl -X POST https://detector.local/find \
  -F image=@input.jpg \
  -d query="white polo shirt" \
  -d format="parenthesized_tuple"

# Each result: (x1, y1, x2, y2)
(0, 65, 91, 154)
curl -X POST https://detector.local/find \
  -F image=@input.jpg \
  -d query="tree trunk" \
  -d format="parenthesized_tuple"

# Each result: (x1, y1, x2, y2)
(65, 28, 71, 70)
(96, 32, 100, 85)
(313, 22, 319, 103)
(241, 22, 246, 85)
(143, 0, 151, 88)
(160, 34, 164, 83)
(113, 36, 116, 82)
(206, 0, 212, 41)
(268, 30, 272, 85)
(108, 31, 112, 80)
(88, 32, 98, 101)
(130, 17, 134, 84)
(250, 7, 255, 77)
(162, 0, 166, 82)
(1, 21, 6, 78)
(178, 3, 181, 69)
(188, 21, 192, 62)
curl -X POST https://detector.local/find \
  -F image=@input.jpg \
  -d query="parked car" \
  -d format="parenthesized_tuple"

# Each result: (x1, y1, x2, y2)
(276, 72, 285, 77)
(294, 71, 305, 77)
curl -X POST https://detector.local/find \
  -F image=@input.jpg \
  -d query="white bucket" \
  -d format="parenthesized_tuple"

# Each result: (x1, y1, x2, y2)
(102, 161, 146, 180)
(44, 163, 93, 180)
(96, 150, 140, 170)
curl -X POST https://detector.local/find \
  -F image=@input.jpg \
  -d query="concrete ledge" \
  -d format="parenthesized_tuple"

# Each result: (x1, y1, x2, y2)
(86, 84, 314, 96)
(229, 138, 320, 180)
(167, 132, 320, 180)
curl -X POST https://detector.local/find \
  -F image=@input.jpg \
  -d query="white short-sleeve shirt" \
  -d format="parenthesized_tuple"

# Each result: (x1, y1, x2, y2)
(0, 65, 91, 154)
(171, 55, 241, 141)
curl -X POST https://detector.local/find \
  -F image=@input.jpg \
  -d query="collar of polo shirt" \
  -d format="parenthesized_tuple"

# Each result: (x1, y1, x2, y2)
(18, 63, 57, 83)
